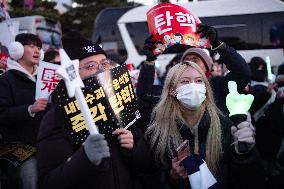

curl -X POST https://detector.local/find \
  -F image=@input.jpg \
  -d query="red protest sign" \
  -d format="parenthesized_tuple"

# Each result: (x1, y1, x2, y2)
(147, 3, 210, 50)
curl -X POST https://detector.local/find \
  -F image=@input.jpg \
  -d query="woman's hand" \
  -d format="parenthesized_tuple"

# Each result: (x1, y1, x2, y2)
(112, 128, 134, 150)
(170, 157, 188, 181)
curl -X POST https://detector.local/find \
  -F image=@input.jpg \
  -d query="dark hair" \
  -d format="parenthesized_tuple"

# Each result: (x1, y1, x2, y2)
(167, 54, 183, 69)
(249, 56, 266, 72)
(251, 70, 267, 82)
(249, 56, 268, 81)
(15, 33, 42, 48)
(162, 54, 183, 79)
(0, 44, 8, 54)
(174, 33, 183, 38)
(43, 49, 60, 63)
(277, 63, 284, 75)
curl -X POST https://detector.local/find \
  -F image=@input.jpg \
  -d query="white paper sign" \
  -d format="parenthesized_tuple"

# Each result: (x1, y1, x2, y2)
(36, 61, 61, 99)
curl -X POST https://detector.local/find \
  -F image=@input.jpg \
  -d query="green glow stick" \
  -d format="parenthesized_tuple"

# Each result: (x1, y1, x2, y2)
(266, 56, 272, 82)
(226, 81, 254, 117)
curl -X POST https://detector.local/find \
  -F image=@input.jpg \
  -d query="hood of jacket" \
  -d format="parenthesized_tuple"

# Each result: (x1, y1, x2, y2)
(6, 58, 37, 82)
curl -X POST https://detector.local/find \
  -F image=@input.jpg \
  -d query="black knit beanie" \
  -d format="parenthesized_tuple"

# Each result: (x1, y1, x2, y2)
(62, 31, 107, 61)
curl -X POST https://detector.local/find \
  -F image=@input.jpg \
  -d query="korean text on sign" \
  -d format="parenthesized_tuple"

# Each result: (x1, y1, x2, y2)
(41, 68, 61, 92)
(154, 11, 196, 35)
(70, 103, 107, 133)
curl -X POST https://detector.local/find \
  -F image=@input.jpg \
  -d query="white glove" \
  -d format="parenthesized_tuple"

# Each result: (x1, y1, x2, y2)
(231, 114, 255, 154)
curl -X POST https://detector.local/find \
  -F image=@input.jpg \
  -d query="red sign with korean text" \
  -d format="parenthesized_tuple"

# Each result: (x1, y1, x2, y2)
(147, 3, 210, 50)
(36, 61, 61, 99)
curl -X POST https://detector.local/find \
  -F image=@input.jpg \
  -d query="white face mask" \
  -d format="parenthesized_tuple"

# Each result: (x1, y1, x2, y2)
(176, 83, 206, 110)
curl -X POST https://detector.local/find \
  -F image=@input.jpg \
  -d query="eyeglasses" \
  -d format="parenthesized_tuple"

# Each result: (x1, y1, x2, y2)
(79, 58, 111, 71)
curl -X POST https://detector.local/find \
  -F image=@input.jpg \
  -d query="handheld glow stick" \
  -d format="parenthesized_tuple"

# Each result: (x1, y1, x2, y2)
(56, 49, 99, 135)
(226, 81, 254, 153)
(226, 81, 254, 117)
(266, 56, 273, 83)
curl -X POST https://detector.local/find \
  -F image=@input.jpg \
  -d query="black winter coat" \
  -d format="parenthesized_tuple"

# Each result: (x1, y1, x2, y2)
(202, 45, 251, 115)
(151, 111, 266, 189)
(0, 70, 45, 144)
(136, 63, 162, 133)
(37, 100, 154, 189)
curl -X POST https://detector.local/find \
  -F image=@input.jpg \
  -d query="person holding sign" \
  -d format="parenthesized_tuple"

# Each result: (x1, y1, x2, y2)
(145, 61, 263, 189)
(0, 33, 48, 189)
(37, 31, 153, 189)
(139, 3, 251, 117)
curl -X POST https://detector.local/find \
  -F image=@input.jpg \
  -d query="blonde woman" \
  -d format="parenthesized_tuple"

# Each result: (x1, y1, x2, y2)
(146, 61, 262, 189)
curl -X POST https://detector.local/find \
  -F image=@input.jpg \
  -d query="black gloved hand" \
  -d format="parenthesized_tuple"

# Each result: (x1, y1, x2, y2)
(83, 134, 110, 166)
(142, 35, 158, 62)
(197, 23, 221, 49)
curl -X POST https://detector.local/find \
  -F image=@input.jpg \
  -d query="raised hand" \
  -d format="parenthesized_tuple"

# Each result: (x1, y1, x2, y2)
(112, 128, 134, 150)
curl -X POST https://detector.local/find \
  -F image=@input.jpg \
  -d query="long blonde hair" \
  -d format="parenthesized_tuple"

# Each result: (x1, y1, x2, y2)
(145, 61, 222, 173)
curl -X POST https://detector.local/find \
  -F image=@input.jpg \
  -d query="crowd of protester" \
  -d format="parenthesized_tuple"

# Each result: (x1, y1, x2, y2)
(0, 22, 283, 189)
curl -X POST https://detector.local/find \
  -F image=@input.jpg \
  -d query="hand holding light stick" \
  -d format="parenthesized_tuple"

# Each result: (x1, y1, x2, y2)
(226, 81, 254, 153)
(56, 49, 99, 135)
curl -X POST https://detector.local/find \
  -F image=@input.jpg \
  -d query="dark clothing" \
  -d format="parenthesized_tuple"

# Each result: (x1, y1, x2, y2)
(251, 94, 284, 189)
(209, 45, 251, 115)
(37, 100, 154, 189)
(248, 82, 278, 160)
(0, 70, 45, 144)
(266, 97, 284, 136)
(150, 111, 265, 189)
(137, 45, 251, 119)
(261, 97, 284, 159)
(254, 95, 284, 161)
(136, 63, 162, 133)
(249, 84, 271, 116)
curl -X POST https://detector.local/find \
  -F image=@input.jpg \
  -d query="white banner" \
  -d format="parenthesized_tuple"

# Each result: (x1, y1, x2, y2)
(36, 61, 61, 99)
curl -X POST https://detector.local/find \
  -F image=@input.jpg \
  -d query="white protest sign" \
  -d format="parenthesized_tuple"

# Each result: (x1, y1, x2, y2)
(35, 61, 61, 99)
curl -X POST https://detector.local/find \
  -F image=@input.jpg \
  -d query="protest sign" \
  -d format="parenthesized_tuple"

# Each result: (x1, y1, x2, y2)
(53, 64, 141, 147)
(35, 61, 61, 99)
(147, 3, 210, 52)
